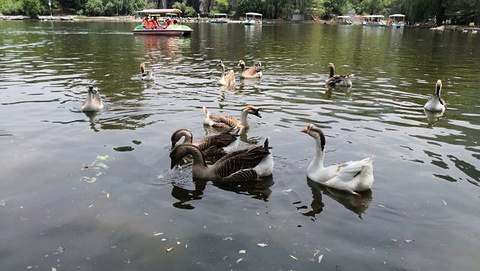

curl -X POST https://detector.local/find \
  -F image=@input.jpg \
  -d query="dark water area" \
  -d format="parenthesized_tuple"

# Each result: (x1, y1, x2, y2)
(0, 21, 479, 270)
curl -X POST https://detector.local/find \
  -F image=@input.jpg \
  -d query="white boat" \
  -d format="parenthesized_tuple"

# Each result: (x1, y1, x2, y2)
(388, 14, 405, 28)
(244, 12, 262, 25)
(337, 15, 353, 25)
(362, 15, 386, 27)
(211, 13, 228, 23)
(133, 9, 193, 36)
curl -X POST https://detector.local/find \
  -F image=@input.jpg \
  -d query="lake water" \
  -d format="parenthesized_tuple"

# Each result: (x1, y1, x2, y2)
(0, 21, 479, 270)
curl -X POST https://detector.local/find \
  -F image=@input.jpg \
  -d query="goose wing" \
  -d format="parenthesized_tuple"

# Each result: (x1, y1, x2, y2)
(92, 93, 103, 107)
(210, 114, 241, 128)
(224, 70, 235, 85)
(326, 75, 347, 85)
(324, 157, 372, 187)
(243, 65, 263, 77)
(213, 144, 271, 179)
(197, 130, 239, 153)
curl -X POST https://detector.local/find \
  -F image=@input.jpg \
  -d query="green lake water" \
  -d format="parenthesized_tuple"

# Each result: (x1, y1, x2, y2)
(0, 21, 479, 270)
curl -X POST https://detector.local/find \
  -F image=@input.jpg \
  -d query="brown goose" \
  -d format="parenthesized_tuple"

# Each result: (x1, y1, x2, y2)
(81, 85, 104, 112)
(238, 60, 263, 79)
(170, 139, 274, 182)
(203, 105, 261, 130)
(140, 62, 155, 81)
(217, 61, 235, 86)
(171, 129, 239, 156)
(326, 63, 352, 87)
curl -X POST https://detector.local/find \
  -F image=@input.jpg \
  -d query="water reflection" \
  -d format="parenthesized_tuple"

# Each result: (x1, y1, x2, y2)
(83, 111, 100, 132)
(297, 179, 372, 219)
(171, 177, 273, 210)
(424, 109, 444, 126)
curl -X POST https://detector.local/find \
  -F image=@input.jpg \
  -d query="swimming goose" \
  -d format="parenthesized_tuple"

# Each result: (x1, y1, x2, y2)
(140, 62, 155, 81)
(203, 105, 261, 130)
(217, 61, 235, 86)
(424, 79, 445, 112)
(171, 128, 240, 156)
(238, 60, 263, 79)
(301, 124, 374, 195)
(81, 85, 104, 112)
(326, 63, 352, 87)
(170, 139, 273, 182)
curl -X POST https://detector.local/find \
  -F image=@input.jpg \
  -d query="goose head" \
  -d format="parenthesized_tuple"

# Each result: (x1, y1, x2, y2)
(435, 79, 442, 96)
(243, 105, 261, 118)
(301, 124, 326, 151)
(87, 85, 98, 95)
(217, 61, 226, 70)
(237, 60, 246, 70)
(170, 144, 195, 169)
(328, 63, 335, 78)
(140, 62, 145, 73)
(171, 129, 193, 148)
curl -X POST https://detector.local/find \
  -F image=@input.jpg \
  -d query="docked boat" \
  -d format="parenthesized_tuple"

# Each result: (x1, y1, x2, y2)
(211, 13, 228, 23)
(133, 9, 193, 36)
(244, 12, 262, 25)
(361, 15, 386, 27)
(388, 14, 405, 28)
(337, 15, 353, 25)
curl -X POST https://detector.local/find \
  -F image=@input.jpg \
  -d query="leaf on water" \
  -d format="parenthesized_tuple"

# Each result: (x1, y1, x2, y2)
(51, 268, 57, 271)
(88, 204, 94, 208)
(289, 255, 298, 261)
(257, 243, 268, 247)
(144, 213, 149, 216)
(236, 258, 243, 264)
(318, 254, 324, 263)
(0, 199, 6, 207)
(153, 232, 164, 236)
(97, 155, 109, 161)
(86, 177, 97, 183)
(176, 241, 181, 245)
(441, 199, 447, 206)
(161, 238, 167, 242)
(106, 193, 110, 198)
(166, 247, 174, 252)
(255, 212, 260, 216)
(239, 250, 246, 254)
(97, 162, 109, 169)
(223, 237, 233, 241)
(283, 189, 292, 193)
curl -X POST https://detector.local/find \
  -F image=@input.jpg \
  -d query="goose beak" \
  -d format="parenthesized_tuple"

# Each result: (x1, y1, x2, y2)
(170, 160, 176, 169)
(301, 125, 310, 133)
(253, 111, 261, 118)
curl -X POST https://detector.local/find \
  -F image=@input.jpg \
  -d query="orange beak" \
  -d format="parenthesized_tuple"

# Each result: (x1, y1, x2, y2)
(300, 126, 309, 133)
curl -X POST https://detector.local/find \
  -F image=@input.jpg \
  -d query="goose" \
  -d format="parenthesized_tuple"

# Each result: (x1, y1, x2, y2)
(326, 63, 352, 87)
(140, 62, 155, 81)
(472, 30, 478, 34)
(170, 139, 273, 182)
(217, 61, 235, 86)
(301, 124, 374, 195)
(203, 105, 261, 130)
(81, 85, 104, 112)
(238, 60, 263, 79)
(424, 79, 445, 112)
(171, 128, 240, 156)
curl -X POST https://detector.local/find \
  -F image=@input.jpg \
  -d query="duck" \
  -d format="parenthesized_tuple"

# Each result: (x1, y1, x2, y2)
(81, 85, 104, 112)
(171, 128, 239, 156)
(301, 124, 374, 195)
(238, 60, 263, 79)
(424, 79, 445, 112)
(326, 63, 352, 87)
(203, 105, 261, 130)
(217, 61, 235, 86)
(140, 62, 155, 81)
(170, 139, 273, 182)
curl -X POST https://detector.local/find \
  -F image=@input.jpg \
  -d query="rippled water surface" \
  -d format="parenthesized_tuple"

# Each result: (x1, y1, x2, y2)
(1, 21, 479, 270)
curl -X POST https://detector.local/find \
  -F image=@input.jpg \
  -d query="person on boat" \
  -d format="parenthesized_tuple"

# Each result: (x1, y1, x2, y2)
(165, 18, 172, 29)
(152, 17, 160, 29)
(142, 16, 150, 29)
(173, 19, 179, 26)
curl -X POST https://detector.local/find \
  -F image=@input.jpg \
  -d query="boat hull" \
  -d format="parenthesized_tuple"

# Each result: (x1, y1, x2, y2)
(244, 19, 262, 25)
(210, 20, 228, 23)
(132, 25, 193, 36)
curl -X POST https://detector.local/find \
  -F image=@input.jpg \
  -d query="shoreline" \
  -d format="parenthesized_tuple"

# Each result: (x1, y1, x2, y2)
(0, 15, 476, 31)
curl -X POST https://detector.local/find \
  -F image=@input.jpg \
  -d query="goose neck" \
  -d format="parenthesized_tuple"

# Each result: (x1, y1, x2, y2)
(311, 137, 325, 168)
(329, 66, 334, 78)
(240, 110, 249, 127)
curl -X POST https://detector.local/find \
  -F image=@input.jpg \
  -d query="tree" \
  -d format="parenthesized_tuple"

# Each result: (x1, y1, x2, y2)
(212, 0, 229, 13)
(85, 0, 104, 15)
(23, 0, 44, 17)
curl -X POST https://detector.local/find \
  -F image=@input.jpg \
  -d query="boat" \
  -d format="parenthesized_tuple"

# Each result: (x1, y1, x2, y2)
(211, 13, 228, 23)
(133, 9, 193, 36)
(244, 12, 262, 25)
(361, 15, 386, 27)
(337, 15, 353, 25)
(388, 14, 405, 28)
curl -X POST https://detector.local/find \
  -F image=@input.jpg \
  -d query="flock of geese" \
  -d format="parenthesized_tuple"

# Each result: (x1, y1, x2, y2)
(80, 61, 446, 195)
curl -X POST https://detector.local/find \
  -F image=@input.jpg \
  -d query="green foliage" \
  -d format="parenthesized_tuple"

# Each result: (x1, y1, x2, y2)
(212, 0, 229, 13)
(85, 0, 104, 15)
(0, 0, 24, 15)
(23, 0, 44, 17)
(185, 5, 195, 16)
(172, 1, 186, 13)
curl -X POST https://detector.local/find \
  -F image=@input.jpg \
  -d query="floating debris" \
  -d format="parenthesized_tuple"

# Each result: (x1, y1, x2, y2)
(88, 204, 94, 208)
(313, 250, 320, 257)
(97, 155, 109, 161)
(144, 213, 149, 216)
(97, 163, 108, 169)
(441, 199, 447, 206)
(255, 212, 260, 216)
(236, 258, 243, 264)
(153, 232, 164, 236)
(377, 204, 386, 208)
(283, 189, 292, 193)
(289, 255, 298, 261)
(106, 193, 110, 198)
(113, 146, 134, 152)
(223, 237, 233, 241)
(166, 247, 174, 252)
(318, 254, 324, 263)
(405, 239, 413, 243)
(257, 243, 268, 248)
(51, 268, 57, 271)
(176, 241, 181, 245)
(273, 128, 282, 133)
(239, 250, 246, 254)
(157, 174, 165, 179)
(161, 238, 166, 242)
(0, 199, 6, 207)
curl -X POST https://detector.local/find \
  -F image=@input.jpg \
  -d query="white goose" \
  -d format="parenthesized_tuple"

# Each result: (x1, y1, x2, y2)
(217, 61, 235, 87)
(424, 79, 445, 112)
(301, 124, 374, 195)
(81, 85, 104, 112)
(140, 62, 155, 81)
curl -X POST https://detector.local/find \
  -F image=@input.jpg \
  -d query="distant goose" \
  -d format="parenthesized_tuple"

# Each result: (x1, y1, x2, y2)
(170, 139, 273, 182)
(472, 30, 478, 34)
(81, 85, 104, 112)
(326, 63, 352, 87)
(203, 105, 261, 130)
(171, 128, 239, 156)
(140, 62, 155, 81)
(301, 124, 374, 195)
(424, 79, 446, 112)
(217, 61, 235, 86)
(238, 60, 263, 79)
